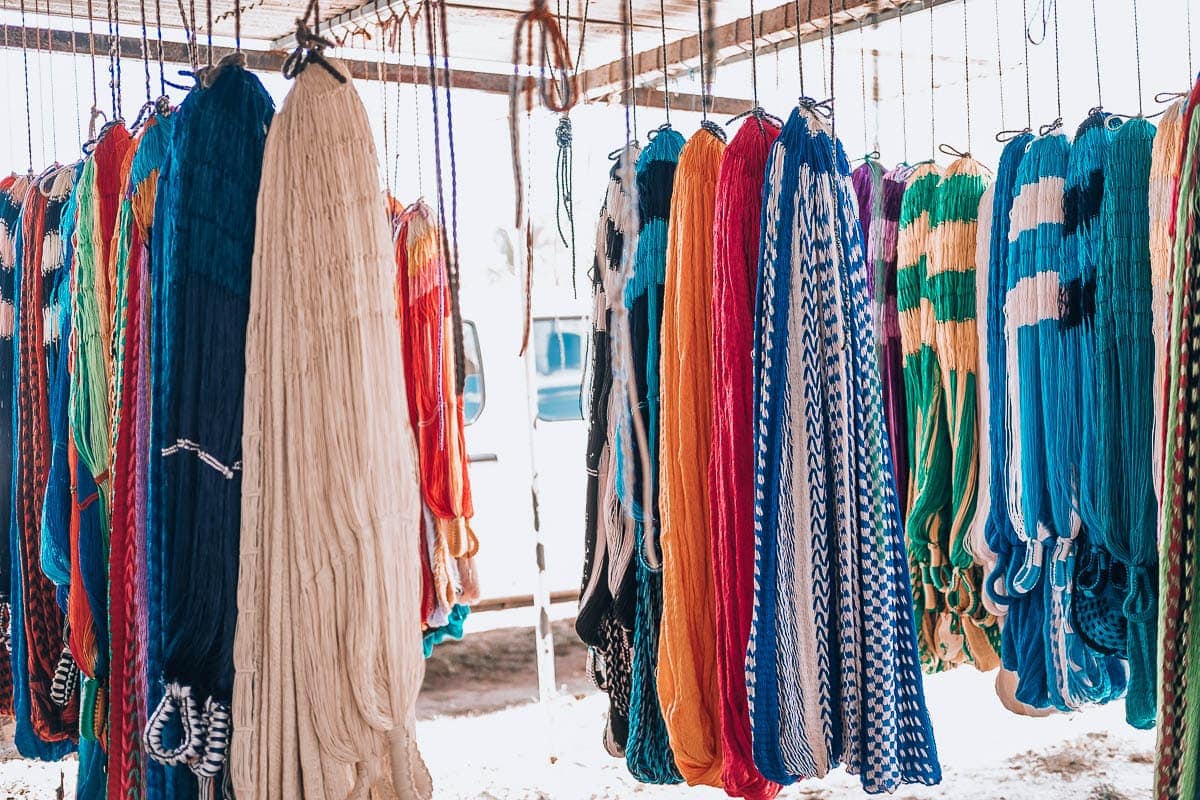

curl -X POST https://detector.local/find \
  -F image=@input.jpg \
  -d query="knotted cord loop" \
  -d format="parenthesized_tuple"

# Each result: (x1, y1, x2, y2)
(144, 682, 206, 766)
(282, 2, 347, 83)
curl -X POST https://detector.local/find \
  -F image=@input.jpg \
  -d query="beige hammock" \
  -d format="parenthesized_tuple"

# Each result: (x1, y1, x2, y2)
(232, 58, 432, 800)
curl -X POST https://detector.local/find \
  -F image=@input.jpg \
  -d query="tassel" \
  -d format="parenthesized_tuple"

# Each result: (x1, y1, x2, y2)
(232, 58, 432, 800)
(656, 125, 725, 788)
(709, 117, 780, 800)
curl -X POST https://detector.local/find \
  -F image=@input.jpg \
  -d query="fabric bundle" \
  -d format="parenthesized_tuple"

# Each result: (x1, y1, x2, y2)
(577, 144, 640, 757)
(746, 105, 940, 794)
(231, 59, 431, 799)
(392, 198, 479, 648)
(622, 125, 684, 786)
(657, 124, 725, 788)
(1090, 117, 1158, 729)
(143, 64, 273, 794)
(708, 116, 779, 800)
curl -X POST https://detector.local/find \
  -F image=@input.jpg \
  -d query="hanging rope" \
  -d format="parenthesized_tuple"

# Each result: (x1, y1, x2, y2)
(695, 0, 710, 119)
(899, 1, 908, 161)
(962, 0, 971, 153)
(928, 0, 935, 156)
(794, 0, 804, 96)
(656, 0, 670, 126)
(19, 0, 33, 173)
(1090, 0, 1102, 109)
(993, 0, 1006, 131)
(1132, 0, 1144, 117)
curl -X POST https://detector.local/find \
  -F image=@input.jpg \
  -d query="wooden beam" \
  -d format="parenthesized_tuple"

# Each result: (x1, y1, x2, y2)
(0, 21, 724, 112)
(580, 0, 958, 101)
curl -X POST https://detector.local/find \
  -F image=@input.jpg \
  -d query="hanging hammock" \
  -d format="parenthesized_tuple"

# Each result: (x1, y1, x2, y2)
(1157, 78, 1200, 800)
(232, 57, 431, 800)
(622, 125, 684, 786)
(1047, 112, 1128, 711)
(855, 161, 910, 514)
(1089, 116, 1158, 729)
(11, 166, 78, 759)
(657, 124, 725, 789)
(1002, 130, 1071, 710)
(142, 64, 274, 793)
(578, 143, 640, 758)
(747, 105, 940, 794)
(709, 116, 780, 800)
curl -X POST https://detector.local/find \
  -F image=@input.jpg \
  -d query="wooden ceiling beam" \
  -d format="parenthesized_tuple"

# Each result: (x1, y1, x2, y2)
(579, 0, 958, 101)
(0, 20, 733, 112)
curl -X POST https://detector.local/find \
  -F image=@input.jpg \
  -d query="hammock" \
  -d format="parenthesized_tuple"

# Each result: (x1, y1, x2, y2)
(657, 124, 725, 788)
(1157, 78, 1200, 800)
(578, 143, 640, 757)
(1049, 113, 1128, 710)
(927, 154, 1000, 670)
(107, 111, 171, 800)
(143, 65, 274, 794)
(231, 58, 431, 799)
(747, 105, 940, 794)
(393, 199, 479, 630)
(1090, 117, 1158, 729)
(10, 166, 79, 760)
(709, 116, 780, 800)
(1002, 131, 1070, 710)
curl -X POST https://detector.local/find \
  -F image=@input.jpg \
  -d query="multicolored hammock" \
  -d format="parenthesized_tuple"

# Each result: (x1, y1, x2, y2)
(622, 125, 684, 786)
(393, 198, 478, 639)
(657, 124, 724, 788)
(578, 144, 640, 757)
(709, 116, 779, 800)
(1156, 79, 1200, 800)
(854, 162, 909, 514)
(747, 105, 939, 794)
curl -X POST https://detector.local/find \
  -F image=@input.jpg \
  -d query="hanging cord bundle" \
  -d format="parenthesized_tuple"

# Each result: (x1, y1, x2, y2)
(509, 0, 577, 352)
(553, 0, 586, 295)
(708, 102, 780, 800)
(232, 46, 432, 800)
(141, 63, 273, 794)
(1088, 115, 1159, 730)
(622, 123, 685, 787)
(656, 117, 725, 789)
(747, 102, 940, 792)
(1156, 72, 1200, 800)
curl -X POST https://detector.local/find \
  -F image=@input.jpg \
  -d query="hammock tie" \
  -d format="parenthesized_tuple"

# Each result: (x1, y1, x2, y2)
(49, 646, 78, 708)
(144, 681, 205, 766)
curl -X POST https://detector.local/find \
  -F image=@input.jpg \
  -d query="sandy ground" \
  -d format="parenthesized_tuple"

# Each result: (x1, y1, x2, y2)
(0, 617, 1159, 799)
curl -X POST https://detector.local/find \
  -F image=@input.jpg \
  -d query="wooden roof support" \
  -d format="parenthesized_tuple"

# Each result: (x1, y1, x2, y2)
(579, 0, 958, 102)
(0, 20, 736, 112)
